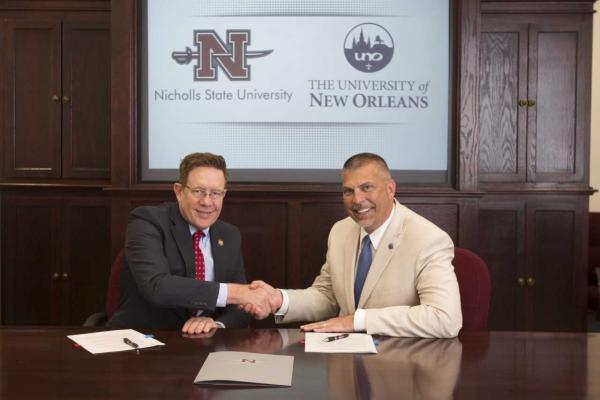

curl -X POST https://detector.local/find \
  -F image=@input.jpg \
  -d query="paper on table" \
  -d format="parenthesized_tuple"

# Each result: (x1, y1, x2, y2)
(194, 351, 294, 387)
(304, 332, 377, 353)
(67, 329, 165, 354)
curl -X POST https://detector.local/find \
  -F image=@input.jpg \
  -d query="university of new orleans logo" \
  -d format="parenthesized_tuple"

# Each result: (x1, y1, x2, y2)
(344, 23, 394, 73)
(171, 30, 272, 81)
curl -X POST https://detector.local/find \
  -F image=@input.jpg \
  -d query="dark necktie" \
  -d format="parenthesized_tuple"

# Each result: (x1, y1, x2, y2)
(192, 231, 205, 281)
(354, 235, 372, 308)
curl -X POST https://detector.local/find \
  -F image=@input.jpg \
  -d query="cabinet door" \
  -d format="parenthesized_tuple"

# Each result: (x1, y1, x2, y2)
(62, 21, 110, 179)
(2, 193, 111, 325)
(479, 20, 528, 183)
(60, 198, 110, 324)
(527, 198, 586, 331)
(1, 20, 62, 178)
(527, 19, 590, 183)
(478, 200, 526, 330)
(3, 196, 61, 324)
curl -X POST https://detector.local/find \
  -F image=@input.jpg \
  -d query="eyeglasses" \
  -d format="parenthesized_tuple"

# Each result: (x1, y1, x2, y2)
(184, 185, 226, 200)
(342, 183, 376, 197)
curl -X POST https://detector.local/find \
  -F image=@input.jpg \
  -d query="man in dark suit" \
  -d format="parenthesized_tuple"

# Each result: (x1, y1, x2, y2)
(109, 152, 271, 333)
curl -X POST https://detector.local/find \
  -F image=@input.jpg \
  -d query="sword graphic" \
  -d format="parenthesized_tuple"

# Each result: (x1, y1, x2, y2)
(171, 47, 273, 65)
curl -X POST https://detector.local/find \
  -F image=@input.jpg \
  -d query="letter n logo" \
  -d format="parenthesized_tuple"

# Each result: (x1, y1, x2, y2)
(195, 30, 249, 80)
(172, 29, 272, 81)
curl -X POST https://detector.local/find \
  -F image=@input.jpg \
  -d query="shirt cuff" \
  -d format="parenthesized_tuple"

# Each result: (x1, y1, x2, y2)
(214, 321, 225, 328)
(274, 289, 289, 316)
(216, 283, 228, 307)
(353, 308, 366, 331)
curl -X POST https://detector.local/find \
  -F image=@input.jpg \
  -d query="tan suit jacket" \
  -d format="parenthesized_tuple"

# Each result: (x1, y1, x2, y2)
(281, 200, 462, 338)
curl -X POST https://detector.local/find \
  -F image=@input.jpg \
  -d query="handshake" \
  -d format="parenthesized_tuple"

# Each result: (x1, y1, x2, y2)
(227, 281, 283, 319)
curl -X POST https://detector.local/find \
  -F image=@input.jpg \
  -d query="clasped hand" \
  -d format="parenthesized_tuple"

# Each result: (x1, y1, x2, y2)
(237, 280, 282, 319)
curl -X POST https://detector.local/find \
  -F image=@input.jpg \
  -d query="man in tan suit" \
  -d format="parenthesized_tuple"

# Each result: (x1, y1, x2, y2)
(248, 153, 462, 338)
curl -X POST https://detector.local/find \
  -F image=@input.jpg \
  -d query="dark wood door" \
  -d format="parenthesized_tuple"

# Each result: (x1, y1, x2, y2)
(526, 20, 589, 183)
(527, 198, 587, 331)
(479, 195, 587, 332)
(1, 19, 62, 178)
(478, 199, 526, 330)
(3, 196, 61, 324)
(1, 16, 111, 181)
(62, 20, 110, 179)
(59, 198, 111, 324)
(479, 15, 591, 185)
(2, 192, 111, 325)
(479, 20, 528, 183)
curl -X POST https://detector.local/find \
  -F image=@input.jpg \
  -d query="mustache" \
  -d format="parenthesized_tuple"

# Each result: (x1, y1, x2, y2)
(350, 203, 372, 212)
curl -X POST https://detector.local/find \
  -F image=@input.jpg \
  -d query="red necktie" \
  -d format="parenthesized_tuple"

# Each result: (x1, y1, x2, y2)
(192, 231, 205, 281)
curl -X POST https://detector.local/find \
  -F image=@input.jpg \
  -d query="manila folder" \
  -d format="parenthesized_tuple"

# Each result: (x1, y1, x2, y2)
(194, 351, 294, 387)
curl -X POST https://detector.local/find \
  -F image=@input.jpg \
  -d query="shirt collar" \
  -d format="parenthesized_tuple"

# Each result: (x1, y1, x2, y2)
(189, 225, 210, 239)
(360, 201, 395, 250)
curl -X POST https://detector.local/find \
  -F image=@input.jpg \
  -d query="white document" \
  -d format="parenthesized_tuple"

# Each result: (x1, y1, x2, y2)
(305, 333, 377, 354)
(67, 329, 165, 354)
(194, 351, 294, 387)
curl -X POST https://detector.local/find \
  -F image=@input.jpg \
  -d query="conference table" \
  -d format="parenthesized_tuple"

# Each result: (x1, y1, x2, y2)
(0, 327, 599, 399)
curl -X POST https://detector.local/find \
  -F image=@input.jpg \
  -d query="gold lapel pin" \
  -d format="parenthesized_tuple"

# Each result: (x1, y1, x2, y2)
(218, 239, 224, 247)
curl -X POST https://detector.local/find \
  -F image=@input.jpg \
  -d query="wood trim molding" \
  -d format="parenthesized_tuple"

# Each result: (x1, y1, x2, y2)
(0, 1, 110, 11)
(481, 2, 594, 14)
(457, 0, 481, 191)
(110, 0, 136, 187)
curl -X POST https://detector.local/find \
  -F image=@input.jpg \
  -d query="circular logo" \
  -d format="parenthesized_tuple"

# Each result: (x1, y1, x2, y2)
(344, 23, 394, 73)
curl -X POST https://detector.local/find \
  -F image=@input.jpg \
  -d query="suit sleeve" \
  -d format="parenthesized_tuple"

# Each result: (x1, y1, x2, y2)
(214, 236, 251, 328)
(364, 234, 463, 338)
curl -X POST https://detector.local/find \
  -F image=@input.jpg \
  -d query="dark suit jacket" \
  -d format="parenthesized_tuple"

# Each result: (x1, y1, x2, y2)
(108, 202, 250, 330)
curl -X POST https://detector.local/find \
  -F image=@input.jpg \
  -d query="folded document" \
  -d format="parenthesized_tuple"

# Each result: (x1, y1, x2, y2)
(194, 351, 294, 387)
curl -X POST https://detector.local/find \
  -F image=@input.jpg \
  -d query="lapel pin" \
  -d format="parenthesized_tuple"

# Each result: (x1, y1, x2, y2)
(218, 239, 224, 247)
(388, 243, 394, 250)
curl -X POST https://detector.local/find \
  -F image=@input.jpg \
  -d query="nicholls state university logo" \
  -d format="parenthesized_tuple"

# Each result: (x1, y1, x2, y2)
(172, 30, 272, 81)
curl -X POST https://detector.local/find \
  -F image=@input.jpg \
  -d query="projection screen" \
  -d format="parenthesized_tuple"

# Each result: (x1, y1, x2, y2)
(140, 0, 452, 183)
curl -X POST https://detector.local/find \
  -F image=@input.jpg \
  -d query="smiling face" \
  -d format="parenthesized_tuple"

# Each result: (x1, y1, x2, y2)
(342, 162, 396, 233)
(173, 166, 226, 230)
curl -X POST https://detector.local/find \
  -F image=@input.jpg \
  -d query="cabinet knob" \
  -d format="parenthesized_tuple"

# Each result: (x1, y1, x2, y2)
(527, 99, 536, 107)
(62, 96, 70, 104)
(61, 272, 69, 281)
(517, 277, 526, 286)
(517, 99, 528, 107)
(52, 272, 60, 281)
(51, 95, 60, 103)
(526, 276, 536, 286)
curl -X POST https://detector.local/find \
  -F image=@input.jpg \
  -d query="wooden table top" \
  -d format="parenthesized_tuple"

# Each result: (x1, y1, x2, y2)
(0, 327, 599, 399)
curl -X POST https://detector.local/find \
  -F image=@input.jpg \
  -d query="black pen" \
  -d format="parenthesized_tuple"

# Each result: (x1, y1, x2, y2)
(123, 337, 139, 350)
(322, 333, 350, 342)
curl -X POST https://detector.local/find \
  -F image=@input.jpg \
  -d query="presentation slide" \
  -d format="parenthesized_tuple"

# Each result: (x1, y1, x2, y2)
(141, 0, 451, 183)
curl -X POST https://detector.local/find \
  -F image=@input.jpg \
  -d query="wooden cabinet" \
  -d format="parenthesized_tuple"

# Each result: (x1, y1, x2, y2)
(0, 5, 112, 325)
(477, 3, 593, 331)
(479, 195, 587, 331)
(0, 15, 110, 180)
(2, 191, 111, 325)
(478, 13, 591, 185)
